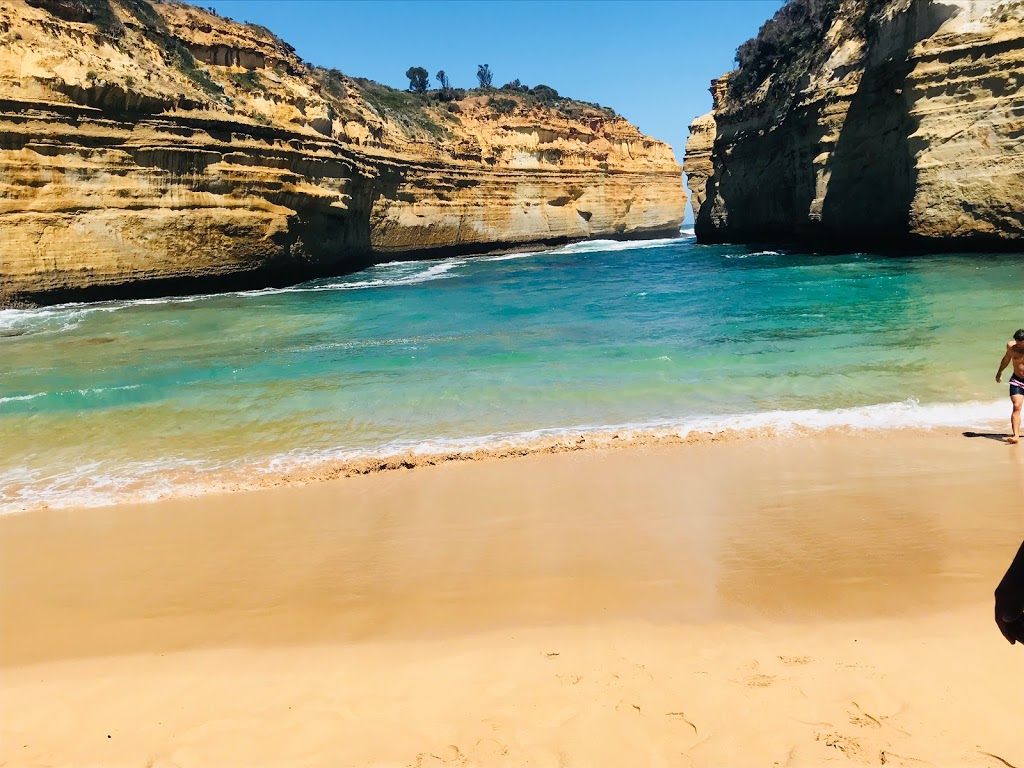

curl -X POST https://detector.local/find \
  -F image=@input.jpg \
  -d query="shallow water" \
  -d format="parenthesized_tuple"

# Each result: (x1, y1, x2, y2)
(2, 236, 1021, 510)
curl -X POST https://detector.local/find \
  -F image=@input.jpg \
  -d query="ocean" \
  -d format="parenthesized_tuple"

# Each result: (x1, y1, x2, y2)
(1, 234, 1020, 512)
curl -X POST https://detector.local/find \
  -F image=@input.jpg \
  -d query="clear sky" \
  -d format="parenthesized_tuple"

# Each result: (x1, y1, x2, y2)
(202, 0, 783, 211)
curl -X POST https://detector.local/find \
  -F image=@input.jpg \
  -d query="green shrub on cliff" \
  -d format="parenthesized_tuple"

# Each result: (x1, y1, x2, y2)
(242, 20, 295, 53)
(113, 0, 163, 29)
(530, 84, 559, 103)
(68, 0, 162, 40)
(730, 0, 843, 100)
(313, 67, 348, 102)
(357, 78, 423, 113)
(728, 0, 895, 108)
(228, 69, 264, 93)
(488, 97, 518, 115)
(169, 43, 224, 98)
(84, 0, 126, 38)
(354, 78, 450, 139)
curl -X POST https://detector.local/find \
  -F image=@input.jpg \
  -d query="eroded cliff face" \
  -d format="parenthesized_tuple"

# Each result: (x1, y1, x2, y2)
(683, 0, 1024, 248)
(0, 0, 685, 305)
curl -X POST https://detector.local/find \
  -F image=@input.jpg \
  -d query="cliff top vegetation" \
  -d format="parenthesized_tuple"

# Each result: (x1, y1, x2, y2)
(726, 0, 887, 107)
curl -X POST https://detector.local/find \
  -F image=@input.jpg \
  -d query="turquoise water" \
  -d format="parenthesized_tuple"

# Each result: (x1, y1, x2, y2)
(1, 236, 1021, 510)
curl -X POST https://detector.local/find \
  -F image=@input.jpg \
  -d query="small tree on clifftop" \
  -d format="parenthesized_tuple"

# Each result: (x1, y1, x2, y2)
(436, 70, 454, 100)
(405, 66, 429, 93)
(476, 64, 493, 89)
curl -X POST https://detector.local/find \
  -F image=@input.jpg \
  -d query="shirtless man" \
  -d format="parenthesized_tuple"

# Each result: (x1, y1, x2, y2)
(995, 329, 1024, 444)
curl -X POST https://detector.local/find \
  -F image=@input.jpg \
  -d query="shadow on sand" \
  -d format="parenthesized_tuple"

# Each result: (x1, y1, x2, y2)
(963, 431, 1013, 443)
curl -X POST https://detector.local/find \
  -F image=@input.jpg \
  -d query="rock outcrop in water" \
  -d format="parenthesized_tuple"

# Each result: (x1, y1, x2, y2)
(683, 0, 1024, 249)
(0, 0, 685, 305)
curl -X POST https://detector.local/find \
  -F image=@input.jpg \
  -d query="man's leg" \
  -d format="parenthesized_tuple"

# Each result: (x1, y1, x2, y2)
(1010, 393, 1023, 443)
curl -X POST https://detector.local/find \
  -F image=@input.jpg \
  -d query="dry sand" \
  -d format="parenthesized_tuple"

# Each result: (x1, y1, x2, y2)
(2, 429, 1024, 767)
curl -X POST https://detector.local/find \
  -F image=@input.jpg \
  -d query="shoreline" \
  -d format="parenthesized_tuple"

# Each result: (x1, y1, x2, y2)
(0, 231, 686, 310)
(0, 399, 1011, 515)
(3, 429, 1024, 765)
(0, 233, 689, 312)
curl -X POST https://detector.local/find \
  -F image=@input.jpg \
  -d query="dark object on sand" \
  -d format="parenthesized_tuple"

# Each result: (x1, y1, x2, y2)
(995, 540, 1024, 645)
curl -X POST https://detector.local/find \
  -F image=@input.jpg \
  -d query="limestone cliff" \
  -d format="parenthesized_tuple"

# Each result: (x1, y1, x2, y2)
(683, 0, 1024, 248)
(0, 0, 685, 305)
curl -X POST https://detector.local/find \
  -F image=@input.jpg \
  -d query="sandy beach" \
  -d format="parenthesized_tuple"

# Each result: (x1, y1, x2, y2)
(3, 429, 1023, 767)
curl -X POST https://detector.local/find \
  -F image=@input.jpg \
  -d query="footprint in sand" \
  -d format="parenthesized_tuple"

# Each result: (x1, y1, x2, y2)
(817, 732, 866, 760)
(412, 745, 466, 767)
(778, 655, 813, 666)
(848, 700, 911, 736)
(848, 708, 883, 729)
(745, 674, 777, 688)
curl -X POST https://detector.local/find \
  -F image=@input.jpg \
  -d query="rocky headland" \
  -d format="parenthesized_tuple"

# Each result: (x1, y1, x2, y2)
(683, 0, 1024, 249)
(0, 0, 685, 306)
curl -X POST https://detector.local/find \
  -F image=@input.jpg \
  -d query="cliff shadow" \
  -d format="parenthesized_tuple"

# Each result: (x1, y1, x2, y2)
(820, 0, 957, 244)
(695, 106, 822, 244)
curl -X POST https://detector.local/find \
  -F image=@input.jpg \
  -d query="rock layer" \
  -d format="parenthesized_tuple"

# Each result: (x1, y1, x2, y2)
(0, 0, 685, 305)
(683, 0, 1024, 248)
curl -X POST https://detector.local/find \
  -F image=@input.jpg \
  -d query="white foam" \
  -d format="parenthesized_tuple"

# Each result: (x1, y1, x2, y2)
(1, 397, 1003, 514)
(0, 237, 690, 337)
(0, 304, 111, 335)
(724, 250, 783, 259)
(0, 262, 464, 336)
(77, 384, 142, 396)
(0, 384, 142, 407)
(0, 392, 45, 404)
(0, 458, 213, 512)
(555, 236, 685, 255)
(340, 398, 1005, 460)
(315, 260, 466, 291)
(672, 397, 1005, 434)
(477, 250, 546, 263)
(0, 294, 216, 337)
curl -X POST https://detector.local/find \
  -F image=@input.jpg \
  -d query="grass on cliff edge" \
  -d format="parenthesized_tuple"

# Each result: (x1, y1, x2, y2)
(352, 78, 617, 129)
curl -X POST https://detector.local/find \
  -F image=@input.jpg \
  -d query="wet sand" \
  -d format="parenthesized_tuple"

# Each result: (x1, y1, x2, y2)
(2, 429, 1023, 766)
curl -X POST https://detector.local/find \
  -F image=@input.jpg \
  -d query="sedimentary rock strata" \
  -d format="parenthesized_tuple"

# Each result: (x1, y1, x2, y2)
(0, 0, 685, 305)
(683, 0, 1024, 248)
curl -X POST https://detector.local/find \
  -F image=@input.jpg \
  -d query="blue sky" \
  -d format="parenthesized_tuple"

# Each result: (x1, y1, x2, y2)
(202, 1, 782, 169)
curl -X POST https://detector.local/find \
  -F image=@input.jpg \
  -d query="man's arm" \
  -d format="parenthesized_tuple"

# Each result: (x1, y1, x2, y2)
(996, 344, 1012, 383)
(995, 539, 1024, 645)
